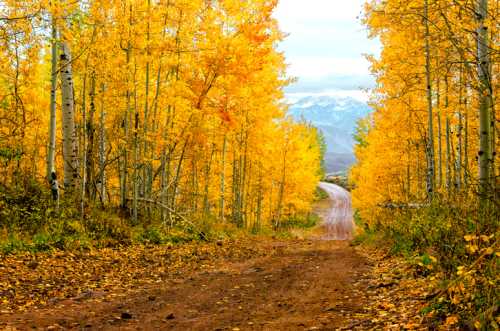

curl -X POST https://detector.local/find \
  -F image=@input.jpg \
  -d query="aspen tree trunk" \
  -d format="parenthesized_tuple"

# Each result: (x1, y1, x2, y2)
(255, 169, 263, 232)
(424, 0, 435, 199)
(416, 143, 422, 194)
(444, 76, 451, 194)
(269, 181, 275, 221)
(219, 134, 227, 221)
(142, 0, 151, 203)
(437, 78, 443, 189)
(60, 42, 78, 192)
(47, 19, 57, 182)
(232, 148, 241, 226)
(80, 71, 87, 218)
(477, 0, 492, 204)
(240, 135, 248, 227)
(159, 150, 167, 220)
(149, 63, 163, 205)
(86, 74, 96, 201)
(203, 144, 215, 216)
(456, 112, 463, 190)
(133, 110, 139, 223)
(98, 83, 106, 204)
(160, 106, 173, 221)
(192, 156, 199, 213)
(456, 68, 464, 190)
(244, 161, 252, 227)
(406, 157, 411, 200)
(464, 87, 470, 189)
(450, 133, 458, 191)
(120, 51, 131, 208)
(231, 150, 236, 222)
(446, 118, 452, 195)
(120, 6, 133, 209)
(171, 140, 188, 214)
(276, 151, 286, 229)
(133, 62, 140, 223)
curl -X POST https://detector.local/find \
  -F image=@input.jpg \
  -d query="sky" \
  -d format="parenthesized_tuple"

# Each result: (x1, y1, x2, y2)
(274, 0, 380, 102)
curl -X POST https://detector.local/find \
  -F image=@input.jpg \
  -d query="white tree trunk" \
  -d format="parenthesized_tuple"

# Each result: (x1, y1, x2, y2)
(60, 42, 78, 191)
(219, 134, 226, 221)
(98, 83, 107, 204)
(47, 19, 57, 181)
(477, 0, 492, 204)
(424, 0, 435, 199)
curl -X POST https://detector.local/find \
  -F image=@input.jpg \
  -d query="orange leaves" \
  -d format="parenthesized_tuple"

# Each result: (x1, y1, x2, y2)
(218, 108, 233, 125)
(0, 240, 270, 313)
(0, 0, 321, 234)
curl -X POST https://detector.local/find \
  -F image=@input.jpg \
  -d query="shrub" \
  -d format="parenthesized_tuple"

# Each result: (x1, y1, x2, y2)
(279, 214, 320, 229)
(354, 200, 498, 327)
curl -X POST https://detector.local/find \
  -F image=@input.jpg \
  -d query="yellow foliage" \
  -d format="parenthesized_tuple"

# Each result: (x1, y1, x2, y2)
(0, 0, 321, 228)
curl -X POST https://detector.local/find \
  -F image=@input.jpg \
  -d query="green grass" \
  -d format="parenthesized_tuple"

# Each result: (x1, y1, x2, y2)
(314, 186, 329, 201)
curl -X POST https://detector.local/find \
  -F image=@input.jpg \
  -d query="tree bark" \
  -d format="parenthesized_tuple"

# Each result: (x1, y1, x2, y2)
(446, 117, 452, 195)
(60, 41, 78, 192)
(436, 78, 443, 189)
(98, 83, 106, 204)
(219, 134, 227, 221)
(47, 18, 57, 182)
(86, 74, 96, 201)
(424, 0, 435, 199)
(477, 0, 493, 204)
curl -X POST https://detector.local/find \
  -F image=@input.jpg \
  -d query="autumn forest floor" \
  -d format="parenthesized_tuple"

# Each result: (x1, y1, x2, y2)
(1, 196, 434, 330)
(1, 238, 434, 331)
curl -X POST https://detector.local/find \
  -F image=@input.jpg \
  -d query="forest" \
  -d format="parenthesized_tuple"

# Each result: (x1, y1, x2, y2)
(0, 0, 498, 330)
(351, 0, 499, 327)
(0, 0, 323, 244)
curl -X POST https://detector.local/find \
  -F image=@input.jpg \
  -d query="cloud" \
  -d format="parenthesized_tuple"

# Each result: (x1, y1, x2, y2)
(286, 56, 371, 79)
(285, 74, 375, 94)
(274, 0, 380, 96)
(274, 0, 365, 25)
(286, 90, 371, 103)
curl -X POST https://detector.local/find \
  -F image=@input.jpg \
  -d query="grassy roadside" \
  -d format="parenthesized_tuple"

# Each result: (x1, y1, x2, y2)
(0, 182, 322, 256)
(352, 207, 499, 330)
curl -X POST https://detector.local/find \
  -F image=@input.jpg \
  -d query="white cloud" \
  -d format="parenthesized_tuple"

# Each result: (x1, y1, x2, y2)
(274, 0, 380, 96)
(274, 0, 365, 25)
(286, 56, 370, 79)
(286, 90, 370, 103)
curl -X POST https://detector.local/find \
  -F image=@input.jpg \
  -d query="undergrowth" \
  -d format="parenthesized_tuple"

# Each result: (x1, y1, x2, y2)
(0, 182, 316, 255)
(354, 200, 499, 330)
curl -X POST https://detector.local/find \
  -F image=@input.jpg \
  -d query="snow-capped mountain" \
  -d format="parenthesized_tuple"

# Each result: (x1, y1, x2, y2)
(288, 95, 372, 172)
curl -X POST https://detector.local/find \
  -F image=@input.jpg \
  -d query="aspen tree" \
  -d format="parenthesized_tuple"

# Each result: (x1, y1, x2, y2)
(60, 41, 78, 192)
(98, 83, 106, 204)
(424, 0, 435, 199)
(86, 73, 96, 201)
(477, 0, 493, 204)
(219, 134, 227, 221)
(47, 17, 57, 182)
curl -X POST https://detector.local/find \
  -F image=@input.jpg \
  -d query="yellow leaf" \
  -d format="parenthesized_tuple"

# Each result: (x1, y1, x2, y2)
(445, 315, 458, 325)
(464, 235, 475, 242)
(484, 247, 494, 255)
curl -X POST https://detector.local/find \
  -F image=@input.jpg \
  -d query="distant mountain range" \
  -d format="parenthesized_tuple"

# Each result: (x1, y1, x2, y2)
(288, 95, 372, 173)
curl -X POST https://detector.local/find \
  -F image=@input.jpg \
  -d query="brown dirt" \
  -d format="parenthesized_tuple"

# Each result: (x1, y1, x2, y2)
(1, 239, 374, 330)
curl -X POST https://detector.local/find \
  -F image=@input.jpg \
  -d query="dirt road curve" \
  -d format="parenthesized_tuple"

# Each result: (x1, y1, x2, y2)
(2, 185, 371, 331)
(317, 182, 355, 240)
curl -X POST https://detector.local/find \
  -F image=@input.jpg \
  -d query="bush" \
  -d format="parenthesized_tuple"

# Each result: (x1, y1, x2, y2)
(355, 200, 499, 328)
(314, 187, 329, 201)
(279, 214, 320, 229)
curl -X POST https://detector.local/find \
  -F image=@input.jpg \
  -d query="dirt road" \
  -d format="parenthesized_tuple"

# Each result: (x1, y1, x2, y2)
(1, 184, 377, 330)
(317, 182, 355, 240)
(2, 241, 371, 330)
